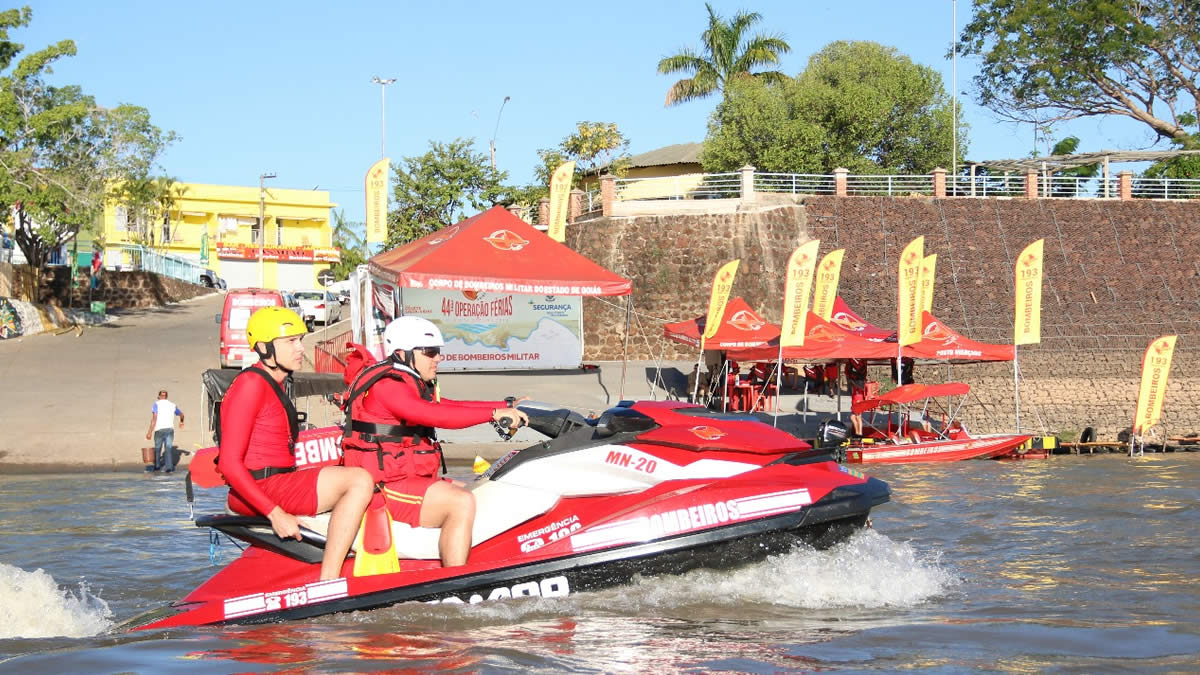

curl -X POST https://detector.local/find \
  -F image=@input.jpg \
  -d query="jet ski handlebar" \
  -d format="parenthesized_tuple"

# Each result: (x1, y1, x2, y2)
(508, 401, 592, 439)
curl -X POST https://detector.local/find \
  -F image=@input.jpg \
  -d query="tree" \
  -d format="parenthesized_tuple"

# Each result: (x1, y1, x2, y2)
(1045, 136, 1101, 197)
(112, 175, 188, 248)
(1144, 113, 1200, 177)
(1, 7, 174, 298)
(657, 3, 790, 106)
(957, 0, 1200, 147)
(703, 41, 962, 174)
(387, 138, 506, 246)
(330, 209, 366, 280)
(510, 122, 632, 223)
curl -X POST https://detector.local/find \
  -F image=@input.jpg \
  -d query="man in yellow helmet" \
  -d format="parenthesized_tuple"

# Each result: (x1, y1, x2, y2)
(217, 306, 374, 581)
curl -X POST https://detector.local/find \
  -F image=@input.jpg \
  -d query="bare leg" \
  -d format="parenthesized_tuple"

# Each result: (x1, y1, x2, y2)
(315, 466, 374, 580)
(420, 481, 476, 567)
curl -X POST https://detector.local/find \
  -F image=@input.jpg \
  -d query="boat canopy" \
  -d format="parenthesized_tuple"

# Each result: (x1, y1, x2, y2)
(852, 382, 970, 414)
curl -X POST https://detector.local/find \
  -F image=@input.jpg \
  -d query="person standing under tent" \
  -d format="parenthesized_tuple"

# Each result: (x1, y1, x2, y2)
(845, 359, 869, 437)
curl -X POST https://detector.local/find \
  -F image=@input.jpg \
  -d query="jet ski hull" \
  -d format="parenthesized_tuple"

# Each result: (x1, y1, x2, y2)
(127, 401, 890, 630)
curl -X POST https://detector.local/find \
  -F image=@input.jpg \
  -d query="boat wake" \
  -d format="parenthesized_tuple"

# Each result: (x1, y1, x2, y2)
(0, 563, 113, 639)
(364, 528, 957, 626)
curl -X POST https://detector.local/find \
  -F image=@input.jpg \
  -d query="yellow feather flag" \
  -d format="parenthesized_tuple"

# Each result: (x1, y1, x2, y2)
(1133, 335, 1177, 434)
(547, 161, 576, 242)
(702, 259, 741, 345)
(1013, 239, 1045, 346)
(364, 157, 390, 246)
(918, 253, 937, 314)
(812, 248, 845, 321)
(897, 236, 924, 346)
(781, 240, 821, 346)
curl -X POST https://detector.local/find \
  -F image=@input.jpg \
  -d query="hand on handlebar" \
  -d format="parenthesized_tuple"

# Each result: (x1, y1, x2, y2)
(492, 407, 529, 428)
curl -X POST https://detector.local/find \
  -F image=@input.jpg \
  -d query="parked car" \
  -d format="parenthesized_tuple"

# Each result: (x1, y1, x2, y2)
(200, 268, 227, 290)
(216, 288, 283, 369)
(293, 289, 343, 326)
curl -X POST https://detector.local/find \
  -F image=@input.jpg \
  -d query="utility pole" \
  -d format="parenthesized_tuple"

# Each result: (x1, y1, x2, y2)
(951, 0, 958, 195)
(371, 76, 396, 158)
(258, 172, 276, 288)
(489, 95, 511, 171)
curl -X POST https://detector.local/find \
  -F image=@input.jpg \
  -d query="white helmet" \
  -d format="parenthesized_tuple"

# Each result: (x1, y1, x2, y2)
(383, 316, 445, 353)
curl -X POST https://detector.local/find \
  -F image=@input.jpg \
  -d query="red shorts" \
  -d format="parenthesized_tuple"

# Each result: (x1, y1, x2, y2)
(380, 476, 448, 527)
(851, 387, 867, 405)
(227, 468, 322, 517)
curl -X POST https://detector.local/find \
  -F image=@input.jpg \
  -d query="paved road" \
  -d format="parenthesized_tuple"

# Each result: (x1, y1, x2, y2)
(0, 292, 843, 472)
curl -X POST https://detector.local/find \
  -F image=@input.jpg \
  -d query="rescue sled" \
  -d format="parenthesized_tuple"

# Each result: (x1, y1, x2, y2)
(124, 400, 889, 629)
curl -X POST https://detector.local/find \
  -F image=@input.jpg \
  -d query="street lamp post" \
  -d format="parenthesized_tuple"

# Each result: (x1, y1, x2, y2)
(258, 172, 276, 288)
(489, 95, 511, 171)
(371, 76, 396, 159)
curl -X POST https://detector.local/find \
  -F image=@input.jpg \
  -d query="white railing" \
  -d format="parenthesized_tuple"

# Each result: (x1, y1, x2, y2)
(755, 173, 836, 194)
(1131, 177, 1200, 199)
(846, 174, 934, 196)
(582, 187, 602, 213)
(608, 170, 1200, 203)
(947, 174, 1027, 197)
(613, 172, 741, 201)
(111, 244, 204, 285)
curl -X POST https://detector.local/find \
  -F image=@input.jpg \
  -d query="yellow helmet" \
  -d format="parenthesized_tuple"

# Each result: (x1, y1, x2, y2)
(246, 306, 307, 350)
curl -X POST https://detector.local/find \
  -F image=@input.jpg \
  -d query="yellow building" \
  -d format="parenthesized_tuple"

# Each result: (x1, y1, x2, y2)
(101, 182, 339, 291)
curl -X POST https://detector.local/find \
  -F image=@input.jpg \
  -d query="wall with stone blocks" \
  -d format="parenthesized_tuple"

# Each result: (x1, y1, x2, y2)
(569, 196, 1199, 439)
(11, 266, 214, 309)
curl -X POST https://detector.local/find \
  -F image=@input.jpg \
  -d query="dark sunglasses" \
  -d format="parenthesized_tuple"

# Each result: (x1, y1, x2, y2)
(417, 346, 442, 358)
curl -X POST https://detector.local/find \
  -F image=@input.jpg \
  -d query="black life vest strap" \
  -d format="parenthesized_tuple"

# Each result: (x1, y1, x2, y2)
(341, 357, 443, 475)
(250, 466, 297, 480)
(348, 419, 435, 443)
(237, 367, 301, 444)
(192, 368, 300, 512)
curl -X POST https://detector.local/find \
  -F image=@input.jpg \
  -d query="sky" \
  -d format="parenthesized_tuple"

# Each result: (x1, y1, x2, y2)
(14, 1, 1158, 224)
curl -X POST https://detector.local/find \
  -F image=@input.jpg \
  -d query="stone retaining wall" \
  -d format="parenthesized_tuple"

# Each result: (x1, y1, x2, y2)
(10, 266, 214, 308)
(571, 196, 1200, 440)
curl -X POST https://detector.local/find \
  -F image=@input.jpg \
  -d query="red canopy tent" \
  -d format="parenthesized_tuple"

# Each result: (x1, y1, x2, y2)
(724, 312, 898, 361)
(663, 297, 780, 349)
(368, 206, 631, 296)
(828, 297, 895, 341)
(828, 298, 1013, 363)
(906, 312, 1014, 362)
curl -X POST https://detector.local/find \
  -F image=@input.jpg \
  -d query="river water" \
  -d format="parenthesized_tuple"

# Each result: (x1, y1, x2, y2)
(1, 454, 1197, 673)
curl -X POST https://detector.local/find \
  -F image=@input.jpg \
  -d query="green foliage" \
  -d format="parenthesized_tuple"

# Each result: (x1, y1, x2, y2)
(703, 41, 963, 174)
(1143, 115, 1200, 177)
(657, 2, 790, 106)
(1, 7, 174, 295)
(386, 138, 507, 247)
(111, 175, 187, 247)
(957, 0, 1200, 144)
(330, 209, 366, 280)
(511, 122, 632, 222)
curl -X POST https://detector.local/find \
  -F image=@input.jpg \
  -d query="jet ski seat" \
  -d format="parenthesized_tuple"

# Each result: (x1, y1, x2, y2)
(291, 479, 559, 560)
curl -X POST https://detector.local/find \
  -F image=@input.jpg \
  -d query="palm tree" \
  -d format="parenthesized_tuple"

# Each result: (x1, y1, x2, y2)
(657, 3, 791, 107)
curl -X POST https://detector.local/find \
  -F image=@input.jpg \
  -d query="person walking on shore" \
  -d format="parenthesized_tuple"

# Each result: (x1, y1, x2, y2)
(146, 390, 184, 473)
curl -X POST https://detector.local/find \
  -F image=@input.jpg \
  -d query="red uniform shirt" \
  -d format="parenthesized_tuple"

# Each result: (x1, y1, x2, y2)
(357, 374, 502, 440)
(218, 366, 296, 515)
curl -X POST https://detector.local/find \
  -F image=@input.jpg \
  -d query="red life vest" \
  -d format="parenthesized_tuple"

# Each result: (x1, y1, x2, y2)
(341, 359, 443, 483)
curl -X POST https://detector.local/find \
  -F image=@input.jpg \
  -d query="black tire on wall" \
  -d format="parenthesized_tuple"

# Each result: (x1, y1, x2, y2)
(1079, 427, 1096, 444)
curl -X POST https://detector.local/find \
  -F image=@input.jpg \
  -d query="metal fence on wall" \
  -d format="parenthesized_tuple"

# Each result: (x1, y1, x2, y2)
(609, 170, 1200, 202)
(110, 244, 204, 285)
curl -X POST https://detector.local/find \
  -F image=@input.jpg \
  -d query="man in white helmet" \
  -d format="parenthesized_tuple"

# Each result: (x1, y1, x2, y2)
(341, 316, 528, 566)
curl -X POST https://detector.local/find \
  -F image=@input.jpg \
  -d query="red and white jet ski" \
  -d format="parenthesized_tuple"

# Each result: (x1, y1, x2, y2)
(125, 400, 889, 630)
